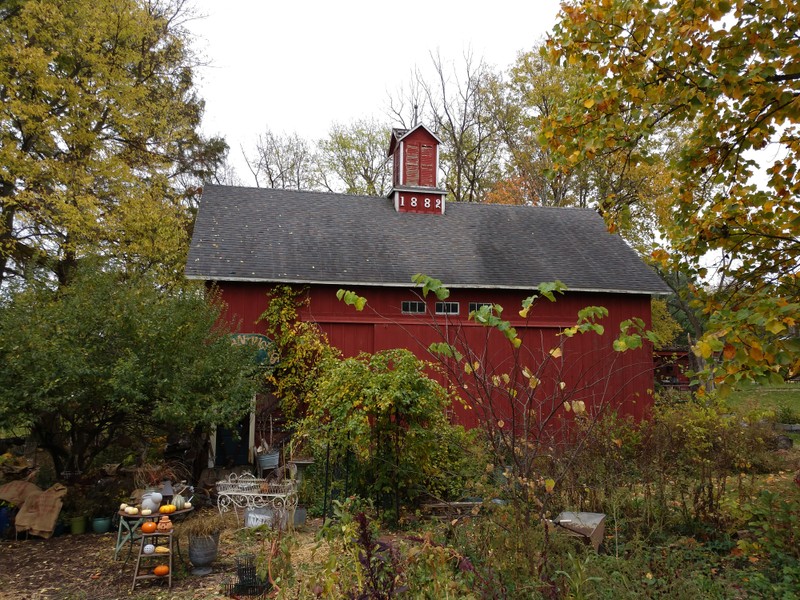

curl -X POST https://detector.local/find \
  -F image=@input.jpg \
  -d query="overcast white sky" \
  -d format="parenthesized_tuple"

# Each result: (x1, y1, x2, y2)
(187, 0, 563, 181)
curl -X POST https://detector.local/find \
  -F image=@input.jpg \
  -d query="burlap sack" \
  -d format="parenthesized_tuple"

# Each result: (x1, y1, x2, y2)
(0, 480, 41, 506)
(13, 483, 68, 539)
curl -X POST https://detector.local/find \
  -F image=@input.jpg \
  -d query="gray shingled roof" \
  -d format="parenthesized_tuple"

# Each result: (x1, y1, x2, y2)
(186, 184, 670, 295)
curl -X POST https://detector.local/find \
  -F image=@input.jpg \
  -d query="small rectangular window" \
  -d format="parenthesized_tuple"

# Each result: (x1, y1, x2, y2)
(469, 302, 493, 313)
(401, 301, 426, 314)
(435, 302, 460, 315)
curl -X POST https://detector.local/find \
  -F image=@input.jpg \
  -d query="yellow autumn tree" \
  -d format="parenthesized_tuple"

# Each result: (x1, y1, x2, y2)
(547, 0, 800, 389)
(0, 0, 226, 287)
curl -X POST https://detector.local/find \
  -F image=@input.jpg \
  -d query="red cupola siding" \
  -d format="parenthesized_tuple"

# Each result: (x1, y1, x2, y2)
(387, 125, 447, 214)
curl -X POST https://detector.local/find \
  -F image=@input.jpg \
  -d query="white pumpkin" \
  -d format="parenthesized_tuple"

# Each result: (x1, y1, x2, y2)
(141, 508, 152, 516)
(119, 503, 128, 511)
(143, 544, 155, 555)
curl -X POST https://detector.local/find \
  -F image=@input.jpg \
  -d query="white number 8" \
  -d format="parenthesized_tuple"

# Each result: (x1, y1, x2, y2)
(410, 197, 418, 207)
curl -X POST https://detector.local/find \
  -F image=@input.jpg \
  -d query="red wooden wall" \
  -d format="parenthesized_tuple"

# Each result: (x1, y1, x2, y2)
(215, 282, 656, 428)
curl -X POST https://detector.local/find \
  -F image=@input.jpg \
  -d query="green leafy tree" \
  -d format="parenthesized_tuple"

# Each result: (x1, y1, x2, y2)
(0, 0, 225, 287)
(650, 297, 684, 350)
(490, 43, 682, 257)
(0, 264, 260, 475)
(259, 286, 340, 422)
(488, 45, 592, 207)
(299, 348, 463, 523)
(315, 119, 393, 196)
(547, 0, 800, 389)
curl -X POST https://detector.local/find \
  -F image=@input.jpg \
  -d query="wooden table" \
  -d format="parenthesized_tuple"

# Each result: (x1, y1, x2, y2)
(114, 507, 193, 563)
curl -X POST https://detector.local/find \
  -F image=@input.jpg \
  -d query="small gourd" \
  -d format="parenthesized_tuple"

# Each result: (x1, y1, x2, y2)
(153, 565, 169, 577)
(143, 544, 155, 555)
(173, 494, 185, 510)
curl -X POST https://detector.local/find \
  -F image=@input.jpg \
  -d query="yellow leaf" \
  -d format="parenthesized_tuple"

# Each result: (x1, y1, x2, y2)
(550, 347, 563, 358)
(545, 478, 555, 493)
(584, 98, 595, 109)
(497, 420, 505, 428)
(695, 340, 713, 359)
(613, 438, 623, 448)
(529, 376, 540, 389)
(766, 320, 786, 335)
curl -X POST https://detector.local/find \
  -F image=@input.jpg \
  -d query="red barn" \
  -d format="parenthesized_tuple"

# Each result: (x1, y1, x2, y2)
(186, 125, 669, 462)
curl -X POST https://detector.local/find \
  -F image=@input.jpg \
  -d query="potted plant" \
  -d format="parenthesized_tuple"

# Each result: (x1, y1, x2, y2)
(255, 418, 280, 474)
(133, 463, 182, 491)
(83, 491, 115, 534)
(60, 486, 88, 535)
(180, 510, 236, 575)
(286, 435, 314, 483)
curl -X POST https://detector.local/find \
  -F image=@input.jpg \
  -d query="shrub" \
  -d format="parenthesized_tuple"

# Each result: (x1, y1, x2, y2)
(300, 349, 471, 523)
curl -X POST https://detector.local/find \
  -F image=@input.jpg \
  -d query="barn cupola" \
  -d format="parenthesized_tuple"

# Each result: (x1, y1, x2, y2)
(387, 124, 447, 214)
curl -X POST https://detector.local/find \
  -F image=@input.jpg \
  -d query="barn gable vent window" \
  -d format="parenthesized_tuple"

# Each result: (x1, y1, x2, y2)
(401, 300, 426, 314)
(469, 302, 493, 313)
(435, 302, 460, 315)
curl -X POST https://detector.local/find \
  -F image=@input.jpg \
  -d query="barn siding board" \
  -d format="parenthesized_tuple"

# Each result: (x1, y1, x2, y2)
(213, 281, 655, 427)
(405, 143, 419, 185)
(420, 143, 436, 187)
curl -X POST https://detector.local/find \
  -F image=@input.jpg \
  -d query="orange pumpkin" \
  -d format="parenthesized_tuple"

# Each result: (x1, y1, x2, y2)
(153, 565, 170, 577)
(141, 521, 157, 534)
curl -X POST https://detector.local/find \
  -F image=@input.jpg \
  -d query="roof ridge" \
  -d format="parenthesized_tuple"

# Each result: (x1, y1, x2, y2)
(203, 184, 598, 212)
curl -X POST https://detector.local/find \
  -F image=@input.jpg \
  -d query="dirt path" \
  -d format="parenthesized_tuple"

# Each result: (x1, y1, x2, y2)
(0, 523, 320, 600)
